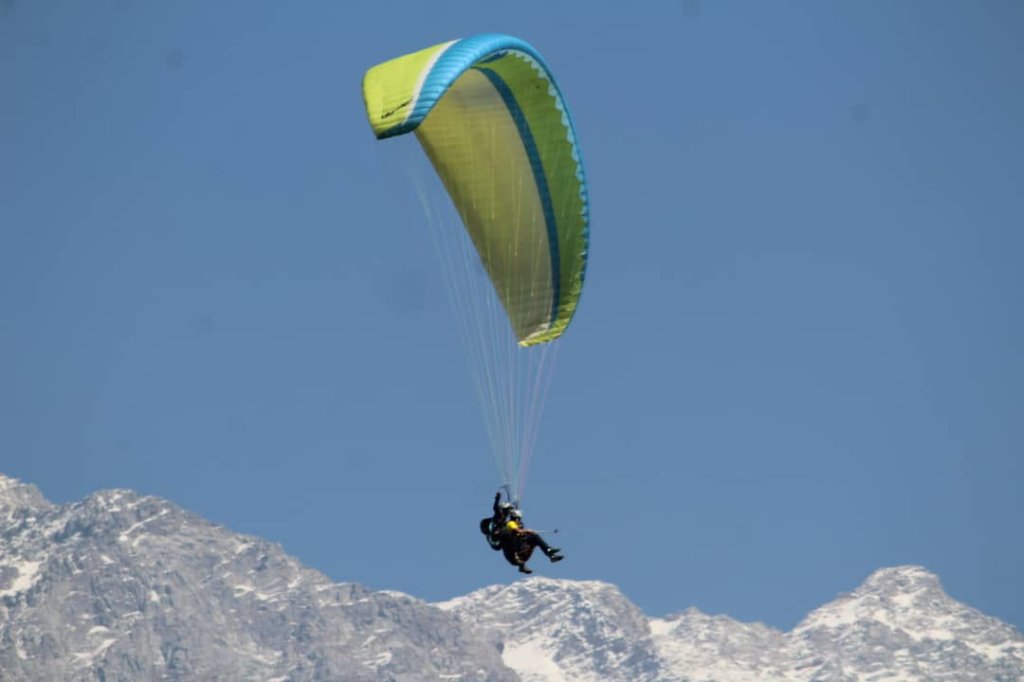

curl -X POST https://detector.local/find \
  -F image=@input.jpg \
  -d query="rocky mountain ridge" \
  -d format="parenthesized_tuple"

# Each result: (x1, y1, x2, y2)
(0, 474, 513, 681)
(2, 474, 1021, 681)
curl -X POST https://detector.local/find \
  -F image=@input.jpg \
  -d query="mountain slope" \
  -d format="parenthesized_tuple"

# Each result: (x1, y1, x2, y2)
(0, 474, 515, 681)
(441, 569, 1024, 681)
(2, 474, 1022, 681)
(785, 565, 1024, 681)
(438, 578, 663, 681)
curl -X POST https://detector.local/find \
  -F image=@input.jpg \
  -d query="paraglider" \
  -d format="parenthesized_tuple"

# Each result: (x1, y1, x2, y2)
(363, 34, 588, 570)
(478, 490, 563, 572)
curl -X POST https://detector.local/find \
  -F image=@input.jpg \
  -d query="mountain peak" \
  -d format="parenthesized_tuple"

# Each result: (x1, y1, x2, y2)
(796, 564, 951, 633)
(787, 565, 1024, 681)
(0, 473, 36, 497)
(860, 564, 944, 595)
(441, 576, 664, 681)
(0, 473, 52, 520)
(83, 487, 144, 508)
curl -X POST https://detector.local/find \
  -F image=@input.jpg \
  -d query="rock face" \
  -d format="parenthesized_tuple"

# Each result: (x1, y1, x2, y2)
(0, 474, 515, 681)
(2, 473, 1022, 681)
(439, 570, 1024, 682)
(438, 578, 664, 681)
(785, 566, 1024, 681)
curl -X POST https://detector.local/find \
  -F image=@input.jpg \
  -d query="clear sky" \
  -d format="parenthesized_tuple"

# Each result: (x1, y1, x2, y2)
(2, 1, 1022, 631)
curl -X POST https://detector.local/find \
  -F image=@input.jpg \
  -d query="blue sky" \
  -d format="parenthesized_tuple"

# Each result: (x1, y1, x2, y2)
(2, 1, 1022, 631)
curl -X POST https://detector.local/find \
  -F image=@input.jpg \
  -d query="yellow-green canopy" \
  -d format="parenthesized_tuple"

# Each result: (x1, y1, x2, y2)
(363, 34, 589, 346)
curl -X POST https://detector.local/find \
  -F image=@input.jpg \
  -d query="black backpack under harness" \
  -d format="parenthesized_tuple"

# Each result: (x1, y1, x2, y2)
(479, 517, 503, 551)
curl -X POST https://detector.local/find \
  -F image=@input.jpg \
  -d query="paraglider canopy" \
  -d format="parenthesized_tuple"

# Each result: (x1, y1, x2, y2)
(362, 33, 589, 347)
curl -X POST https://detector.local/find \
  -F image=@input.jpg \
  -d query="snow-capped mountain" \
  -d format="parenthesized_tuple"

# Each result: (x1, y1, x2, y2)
(785, 565, 1024, 681)
(0, 474, 515, 681)
(441, 569, 1024, 681)
(438, 578, 664, 680)
(2, 473, 1022, 681)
